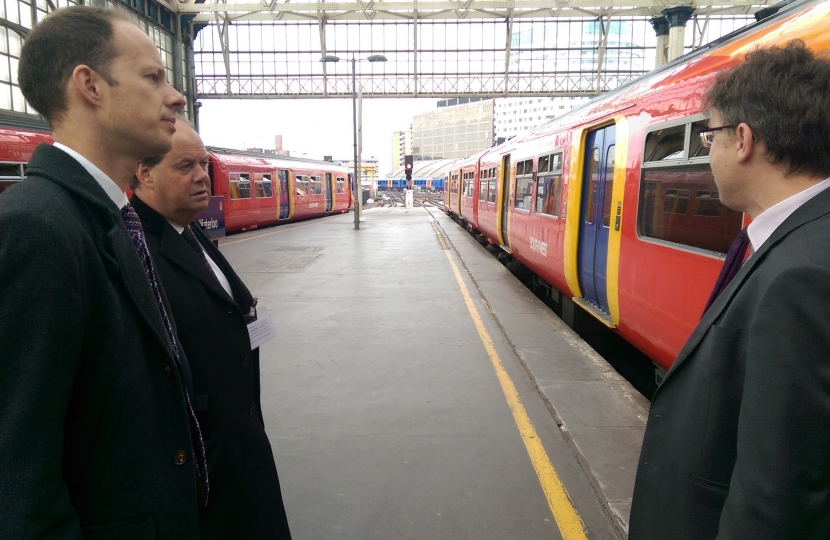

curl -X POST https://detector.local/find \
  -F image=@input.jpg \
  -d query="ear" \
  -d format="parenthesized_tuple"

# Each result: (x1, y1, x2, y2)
(134, 161, 154, 190)
(734, 122, 756, 163)
(68, 64, 108, 108)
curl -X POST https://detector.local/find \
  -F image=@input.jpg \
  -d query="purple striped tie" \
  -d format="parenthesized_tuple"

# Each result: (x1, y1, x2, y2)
(121, 205, 209, 505)
(703, 227, 750, 315)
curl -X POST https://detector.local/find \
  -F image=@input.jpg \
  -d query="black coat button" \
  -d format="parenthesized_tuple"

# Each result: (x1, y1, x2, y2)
(226, 307, 234, 314)
(242, 357, 251, 367)
(173, 450, 187, 465)
(249, 406, 256, 417)
(164, 365, 172, 378)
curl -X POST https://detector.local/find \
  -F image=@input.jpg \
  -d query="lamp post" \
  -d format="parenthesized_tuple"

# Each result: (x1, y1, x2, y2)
(321, 53, 387, 230)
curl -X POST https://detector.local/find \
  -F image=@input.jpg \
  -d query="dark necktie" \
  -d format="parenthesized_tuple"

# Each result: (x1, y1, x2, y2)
(703, 227, 750, 314)
(121, 205, 209, 504)
(182, 225, 213, 273)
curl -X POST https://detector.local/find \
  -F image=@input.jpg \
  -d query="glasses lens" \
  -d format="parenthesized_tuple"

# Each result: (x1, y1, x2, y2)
(700, 131, 713, 148)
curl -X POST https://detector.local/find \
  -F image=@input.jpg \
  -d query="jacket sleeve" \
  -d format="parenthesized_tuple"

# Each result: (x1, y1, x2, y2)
(718, 264, 830, 539)
(0, 208, 84, 538)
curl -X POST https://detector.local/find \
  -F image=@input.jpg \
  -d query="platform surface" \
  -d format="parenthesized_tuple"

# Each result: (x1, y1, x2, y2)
(218, 206, 649, 539)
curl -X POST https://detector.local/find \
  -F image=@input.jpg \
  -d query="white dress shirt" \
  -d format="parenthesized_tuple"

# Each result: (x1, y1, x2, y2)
(747, 177, 830, 253)
(168, 221, 234, 300)
(53, 142, 128, 209)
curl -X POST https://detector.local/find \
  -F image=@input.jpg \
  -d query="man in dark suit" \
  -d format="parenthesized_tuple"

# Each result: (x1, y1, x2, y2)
(131, 121, 292, 539)
(0, 7, 203, 539)
(629, 41, 830, 539)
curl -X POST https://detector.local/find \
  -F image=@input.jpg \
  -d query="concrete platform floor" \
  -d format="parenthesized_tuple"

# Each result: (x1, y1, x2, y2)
(218, 206, 649, 540)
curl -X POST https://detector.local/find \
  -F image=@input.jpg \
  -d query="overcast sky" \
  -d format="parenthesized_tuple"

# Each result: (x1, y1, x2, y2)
(198, 98, 438, 176)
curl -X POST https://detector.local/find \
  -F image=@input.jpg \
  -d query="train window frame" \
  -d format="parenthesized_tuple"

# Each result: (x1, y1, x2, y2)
(513, 158, 534, 212)
(295, 174, 309, 196)
(310, 175, 323, 195)
(254, 173, 273, 198)
(229, 172, 251, 200)
(535, 151, 564, 219)
(336, 176, 346, 194)
(0, 162, 24, 196)
(637, 114, 742, 258)
(479, 168, 488, 200)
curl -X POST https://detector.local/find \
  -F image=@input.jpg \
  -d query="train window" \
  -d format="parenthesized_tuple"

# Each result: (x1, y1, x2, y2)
(254, 173, 273, 198)
(488, 179, 497, 203)
(229, 172, 251, 199)
(514, 159, 534, 211)
(602, 145, 616, 227)
(638, 166, 742, 254)
(585, 148, 600, 223)
(295, 175, 309, 196)
(311, 176, 322, 194)
(689, 120, 711, 159)
(538, 155, 550, 173)
(536, 175, 562, 218)
(645, 125, 685, 162)
(336, 177, 345, 194)
(479, 171, 488, 199)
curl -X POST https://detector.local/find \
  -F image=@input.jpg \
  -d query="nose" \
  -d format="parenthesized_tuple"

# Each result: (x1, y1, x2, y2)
(167, 85, 186, 113)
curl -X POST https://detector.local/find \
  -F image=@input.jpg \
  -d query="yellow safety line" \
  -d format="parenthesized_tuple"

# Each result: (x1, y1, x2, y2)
(423, 207, 588, 540)
(220, 216, 339, 246)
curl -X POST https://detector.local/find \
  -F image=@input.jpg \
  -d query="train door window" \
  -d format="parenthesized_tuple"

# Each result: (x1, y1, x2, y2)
(585, 148, 600, 223)
(601, 145, 616, 227)
(336, 177, 345, 193)
(254, 173, 273, 198)
(295, 175, 308, 196)
(514, 159, 534, 211)
(0, 163, 23, 196)
(311, 175, 322, 194)
(229, 172, 251, 199)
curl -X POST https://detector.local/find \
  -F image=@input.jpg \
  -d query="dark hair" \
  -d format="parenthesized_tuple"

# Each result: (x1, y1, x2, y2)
(703, 40, 830, 178)
(130, 114, 197, 190)
(18, 6, 131, 125)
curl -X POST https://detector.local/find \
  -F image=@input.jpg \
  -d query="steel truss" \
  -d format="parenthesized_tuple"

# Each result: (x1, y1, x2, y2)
(184, 0, 771, 99)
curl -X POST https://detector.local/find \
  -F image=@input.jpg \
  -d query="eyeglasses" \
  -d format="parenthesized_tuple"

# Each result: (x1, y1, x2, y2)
(698, 125, 737, 148)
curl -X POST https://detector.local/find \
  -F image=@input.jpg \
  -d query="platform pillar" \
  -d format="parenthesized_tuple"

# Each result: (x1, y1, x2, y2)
(663, 7, 695, 62)
(650, 16, 670, 68)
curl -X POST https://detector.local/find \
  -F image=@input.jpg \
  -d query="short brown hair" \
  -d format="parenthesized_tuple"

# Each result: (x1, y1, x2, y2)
(703, 40, 830, 178)
(19, 6, 131, 125)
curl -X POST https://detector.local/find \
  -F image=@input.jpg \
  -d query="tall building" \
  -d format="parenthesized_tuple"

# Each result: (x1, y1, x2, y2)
(411, 99, 494, 161)
(493, 96, 591, 140)
(391, 129, 412, 173)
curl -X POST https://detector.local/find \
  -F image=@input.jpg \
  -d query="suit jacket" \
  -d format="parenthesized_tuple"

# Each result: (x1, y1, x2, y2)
(629, 186, 830, 539)
(0, 144, 200, 539)
(131, 195, 292, 540)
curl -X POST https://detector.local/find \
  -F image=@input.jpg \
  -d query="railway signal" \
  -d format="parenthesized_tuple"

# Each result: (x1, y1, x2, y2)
(405, 155, 413, 190)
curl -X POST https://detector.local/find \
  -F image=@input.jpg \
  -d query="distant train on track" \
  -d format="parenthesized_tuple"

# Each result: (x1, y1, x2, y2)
(443, 0, 830, 373)
(0, 127, 353, 235)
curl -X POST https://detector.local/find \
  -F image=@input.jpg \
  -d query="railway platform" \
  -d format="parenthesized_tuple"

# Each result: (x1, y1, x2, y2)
(218, 206, 649, 540)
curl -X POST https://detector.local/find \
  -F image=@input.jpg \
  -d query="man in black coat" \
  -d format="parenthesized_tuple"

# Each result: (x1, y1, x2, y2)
(0, 6, 202, 539)
(131, 121, 292, 539)
(629, 41, 830, 539)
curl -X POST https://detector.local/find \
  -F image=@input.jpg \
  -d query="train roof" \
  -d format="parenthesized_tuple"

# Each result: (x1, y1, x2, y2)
(206, 146, 350, 171)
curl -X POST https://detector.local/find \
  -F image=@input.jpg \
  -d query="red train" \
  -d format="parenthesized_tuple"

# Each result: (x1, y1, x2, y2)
(0, 128, 353, 233)
(444, 0, 830, 373)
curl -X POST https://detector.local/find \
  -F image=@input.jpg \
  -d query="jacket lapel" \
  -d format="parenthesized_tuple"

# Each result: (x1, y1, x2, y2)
(192, 222, 254, 314)
(24, 144, 177, 361)
(159, 225, 237, 306)
(662, 186, 830, 384)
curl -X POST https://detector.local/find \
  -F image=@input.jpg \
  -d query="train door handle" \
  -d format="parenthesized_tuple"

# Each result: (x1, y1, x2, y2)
(614, 201, 622, 231)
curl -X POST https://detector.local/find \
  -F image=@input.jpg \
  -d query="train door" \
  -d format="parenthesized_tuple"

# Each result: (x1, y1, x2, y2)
(325, 172, 334, 212)
(498, 154, 511, 247)
(577, 124, 616, 312)
(348, 173, 355, 207)
(277, 169, 290, 219)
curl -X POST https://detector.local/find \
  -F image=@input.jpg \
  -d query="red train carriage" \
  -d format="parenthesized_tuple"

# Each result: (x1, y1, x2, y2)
(446, 0, 830, 372)
(207, 148, 353, 233)
(0, 121, 52, 197)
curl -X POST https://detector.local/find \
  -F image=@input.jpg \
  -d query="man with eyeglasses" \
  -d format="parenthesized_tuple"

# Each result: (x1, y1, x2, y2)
(630, 40, 830, 540)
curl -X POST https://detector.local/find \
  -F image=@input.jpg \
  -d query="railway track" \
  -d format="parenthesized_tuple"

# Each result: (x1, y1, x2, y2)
(378, 191, 445, 209)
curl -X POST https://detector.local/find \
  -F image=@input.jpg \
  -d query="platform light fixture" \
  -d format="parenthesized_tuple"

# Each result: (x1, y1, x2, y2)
(321, 53, 387, 230)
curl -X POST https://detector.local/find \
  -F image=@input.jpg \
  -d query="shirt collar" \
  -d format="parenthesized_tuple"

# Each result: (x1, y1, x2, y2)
(53, 142, 129, 209)
(167, 220, 186, 234)
(747, 176, 830, 253)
